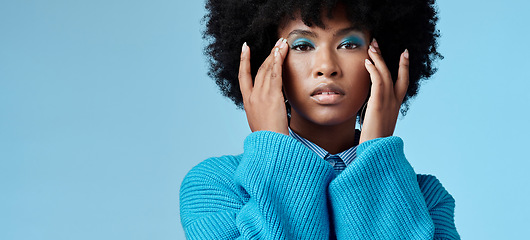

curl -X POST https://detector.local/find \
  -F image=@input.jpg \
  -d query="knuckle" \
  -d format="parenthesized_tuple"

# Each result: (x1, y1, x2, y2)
(271, 72, 278, 78)
(248, 95, 256, 105)
(242, 96, 249, 105)
(400, 61, 409, 67)
(259, 63, 268, 73)
(372, 81, 384, 88)
(267, 63, 274, 71)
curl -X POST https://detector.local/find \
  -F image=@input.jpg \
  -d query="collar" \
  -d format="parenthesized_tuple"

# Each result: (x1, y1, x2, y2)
(288, 128, 359, 166)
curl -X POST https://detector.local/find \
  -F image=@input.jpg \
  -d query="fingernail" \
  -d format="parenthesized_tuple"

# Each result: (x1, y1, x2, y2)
(275, 38, 283, 47)
(280, 38, 287, 49)
(369, 45, 377, 53)
(372, 38, 379, 48)
(365, 59, 372, 65)
(242, 42, 247, 52)
(404, 49, 409, 59)
(274, 47, 279, 56)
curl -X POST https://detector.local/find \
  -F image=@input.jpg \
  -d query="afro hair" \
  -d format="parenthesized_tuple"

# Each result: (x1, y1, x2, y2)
(203, 0, 442, 116)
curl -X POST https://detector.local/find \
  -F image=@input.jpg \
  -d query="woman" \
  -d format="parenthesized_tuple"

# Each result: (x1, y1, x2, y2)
(180, 0, 459, 239)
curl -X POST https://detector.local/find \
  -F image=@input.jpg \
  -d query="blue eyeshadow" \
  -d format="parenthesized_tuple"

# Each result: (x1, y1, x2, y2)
(292, 38, 314, 46)
(342, 35, 365, 45)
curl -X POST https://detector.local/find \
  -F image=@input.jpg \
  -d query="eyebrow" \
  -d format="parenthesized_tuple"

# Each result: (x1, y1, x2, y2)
(334, 27, 365, 37)
(287, 30, 317, 39)
(287, 26, 365, 39)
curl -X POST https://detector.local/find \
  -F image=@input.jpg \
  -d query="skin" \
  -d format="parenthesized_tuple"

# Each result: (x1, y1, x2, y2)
(280, 13, 371, 154)
(238, 6, 409, 154)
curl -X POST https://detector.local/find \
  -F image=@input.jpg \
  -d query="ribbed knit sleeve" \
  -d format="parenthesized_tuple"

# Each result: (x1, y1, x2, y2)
(328, 136, 437, 239)
(417, 174, 460, 240)
(180, 155, 243, 239)
(235, 131, 335, 239)
(180, 131, 336, 239)
(181, 133, 459, 239)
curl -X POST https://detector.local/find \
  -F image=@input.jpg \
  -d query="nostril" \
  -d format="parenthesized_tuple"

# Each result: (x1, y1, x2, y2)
(317, 71, 337, 77)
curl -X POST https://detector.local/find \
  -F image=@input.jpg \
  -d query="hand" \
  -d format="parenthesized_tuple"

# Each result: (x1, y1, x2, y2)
(359, 39, 409, 144)
(239, 38, 290, 135)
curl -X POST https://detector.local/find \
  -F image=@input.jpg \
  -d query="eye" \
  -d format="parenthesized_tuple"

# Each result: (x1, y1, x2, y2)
(291, 40, 314, 51)
(338, 36, 364, 50)
(338, 41, 359, 50)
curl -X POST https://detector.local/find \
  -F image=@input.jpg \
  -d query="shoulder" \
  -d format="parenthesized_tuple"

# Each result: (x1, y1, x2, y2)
(181, 154, 242, 193)
(416, 174, 456, 209)
(184, 155, 242, 179)
(180, 155, 245, 225)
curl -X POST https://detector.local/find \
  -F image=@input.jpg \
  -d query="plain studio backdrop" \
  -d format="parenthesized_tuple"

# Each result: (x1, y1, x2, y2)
(1, 0, 529, 239)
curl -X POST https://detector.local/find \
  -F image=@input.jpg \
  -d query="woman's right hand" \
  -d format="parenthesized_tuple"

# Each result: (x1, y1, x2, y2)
(238, 38, 290, 135)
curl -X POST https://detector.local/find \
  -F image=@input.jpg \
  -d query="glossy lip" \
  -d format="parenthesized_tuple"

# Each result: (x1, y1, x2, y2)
(310, 82, 345, 105)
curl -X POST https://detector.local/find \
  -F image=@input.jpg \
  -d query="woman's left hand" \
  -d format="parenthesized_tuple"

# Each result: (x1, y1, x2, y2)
(359, 39, 409, 144)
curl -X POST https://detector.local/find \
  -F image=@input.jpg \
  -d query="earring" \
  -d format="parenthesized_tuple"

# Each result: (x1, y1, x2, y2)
(359, 102, 368, 130)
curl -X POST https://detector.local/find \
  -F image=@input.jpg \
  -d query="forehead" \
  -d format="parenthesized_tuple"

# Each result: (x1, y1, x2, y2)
(278, 6, 364, 37)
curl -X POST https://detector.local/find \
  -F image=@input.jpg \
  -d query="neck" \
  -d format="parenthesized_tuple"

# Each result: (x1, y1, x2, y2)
(289, 113, 358, 154)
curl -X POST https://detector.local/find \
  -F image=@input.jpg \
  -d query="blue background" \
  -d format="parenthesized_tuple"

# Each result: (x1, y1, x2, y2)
(1, 0, 529, 239)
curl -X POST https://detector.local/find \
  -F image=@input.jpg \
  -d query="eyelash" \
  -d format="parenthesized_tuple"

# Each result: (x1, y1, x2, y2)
(338, 41, 360, 49)
(291, 41, 314, 51)
(290, 40, 361, 51)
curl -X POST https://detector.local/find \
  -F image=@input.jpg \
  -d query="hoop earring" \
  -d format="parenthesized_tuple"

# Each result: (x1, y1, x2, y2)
(359, 102, 368, 131)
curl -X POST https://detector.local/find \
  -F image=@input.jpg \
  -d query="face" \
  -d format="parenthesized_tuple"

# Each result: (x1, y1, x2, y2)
(279, 7, 371, 129)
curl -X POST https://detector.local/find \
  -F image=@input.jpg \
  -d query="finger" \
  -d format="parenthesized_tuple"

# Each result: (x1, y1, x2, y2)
(254, 39, 282, 90)
(270, 39, 289, 90)
(260, 50, 276, 92)
(238, 42, 252, 99)
(368, 39, 392, 84)
(395, 49, 410, 102)
(364, 58, 384, 102)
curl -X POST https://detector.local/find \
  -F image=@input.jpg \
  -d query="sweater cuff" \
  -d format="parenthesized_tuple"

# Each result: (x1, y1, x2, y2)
(234, 131, 336, 239)
(329, 136, 434, 239)
(236, 131, 335, 196)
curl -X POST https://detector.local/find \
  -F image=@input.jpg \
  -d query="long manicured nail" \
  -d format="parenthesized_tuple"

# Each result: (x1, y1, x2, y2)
(372, 38, 379, 48)
(275, 38, 283, 47)
(365, 59, 372, 65)
(404, 49, 409, 59)
(369, 45, 377, 53)
(242, 42, 247, 52)
(274, 47, 279, 56)
(280, 38, 287, 49)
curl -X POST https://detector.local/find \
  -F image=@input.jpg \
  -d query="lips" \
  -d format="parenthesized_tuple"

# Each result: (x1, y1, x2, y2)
(313, 90, 341, 95)
(311, 83, 344, 95)
(310, 83, 345, 104)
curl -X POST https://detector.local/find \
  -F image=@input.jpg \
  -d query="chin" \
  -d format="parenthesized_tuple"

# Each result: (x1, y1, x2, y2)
(290, 104, 360, 128)
(305, 111, 358, 127)
(313, 117, 353, 127)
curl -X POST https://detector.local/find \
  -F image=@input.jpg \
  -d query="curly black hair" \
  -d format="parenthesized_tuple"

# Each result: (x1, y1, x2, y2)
(203, 0, 442, 116)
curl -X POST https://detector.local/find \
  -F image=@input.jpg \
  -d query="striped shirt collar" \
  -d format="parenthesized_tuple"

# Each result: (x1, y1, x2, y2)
(288, 128, 359, 166)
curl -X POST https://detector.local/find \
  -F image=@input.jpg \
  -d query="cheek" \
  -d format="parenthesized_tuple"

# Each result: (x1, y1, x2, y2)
(355, 71, 371, 99)
(282, 55, 311, 97)
(342, 58, 371, 99)
(284, 54, 311, 78)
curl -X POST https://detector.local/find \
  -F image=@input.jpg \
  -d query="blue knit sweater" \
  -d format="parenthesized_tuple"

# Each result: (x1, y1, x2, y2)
(180, 131, 459, 239)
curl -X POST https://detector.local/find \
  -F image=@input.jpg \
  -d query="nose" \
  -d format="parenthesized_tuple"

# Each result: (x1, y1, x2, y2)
(313, 47, 340, 78)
